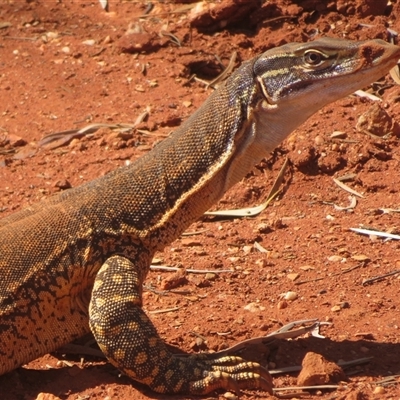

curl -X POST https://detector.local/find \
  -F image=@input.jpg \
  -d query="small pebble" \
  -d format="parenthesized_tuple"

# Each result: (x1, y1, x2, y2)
(46, 31, 58, 39)
(255, 222, 271, 233)
(244, 302, 265, 312)
(82, 39, 95, 46)
(287, 273, 299, 281)
(204, 273, 216, 281)
(284, 291, 298, 301)
(314, 135, 324, 145)
(242, 245, 252, 254)
(373, 386, 385, 395)
(277, 300, 288, 309)
(223, 392, 238, 400)
(331, 131, 347, 139)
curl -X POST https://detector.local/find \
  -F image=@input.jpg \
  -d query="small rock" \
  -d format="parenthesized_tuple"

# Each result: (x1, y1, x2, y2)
(204, 273, 216, 281)
(82, 39, 96, 46)
(339, 301, 350, 309)
(244, 302, 265, 313)
(103, 35, 112, 44)
(242, 245, 253, 254)
(373, 386, 386, 394)
(223, 391, 238, 400)
(53, 180, 71, 190)
(287, 273, 299, 281)
(46, 31, 58, 39)
(356, 103, 400, 137)
(314, 135, 325, 145)
(269, 251, 280, 259)
(259, 323, 272, 331)
(330, 131, 347, 139)
(61, 46, 70, 54)
(277, 300, 288, 309)
(117, 32, 166, 54)
(195, 278, 211, 288)
(331, 305, 341, 312)
(189, 0, 258, 30)
(327, 255, 342, 262)
(269, 217, 284, 229)
(297, 352, 347, 386)
(159, 268, 187, 290)
(289, 145, 315, 168)
(284, 291, 298, 301)
(181, 238, 202, 247)
(255, 222, 271, 234)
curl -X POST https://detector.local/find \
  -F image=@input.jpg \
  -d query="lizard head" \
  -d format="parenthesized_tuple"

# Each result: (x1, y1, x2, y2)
(254, 37, 400, 112)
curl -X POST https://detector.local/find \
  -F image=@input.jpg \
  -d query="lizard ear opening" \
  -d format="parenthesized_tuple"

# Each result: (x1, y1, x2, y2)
(256, 75, 276, 106)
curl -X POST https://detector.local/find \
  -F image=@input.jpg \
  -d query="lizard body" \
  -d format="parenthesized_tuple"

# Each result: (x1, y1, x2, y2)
(1, 38, 399, 395)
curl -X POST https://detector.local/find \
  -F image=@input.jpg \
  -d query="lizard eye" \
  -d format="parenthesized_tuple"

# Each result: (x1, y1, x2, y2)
(304, 50, 324, 66)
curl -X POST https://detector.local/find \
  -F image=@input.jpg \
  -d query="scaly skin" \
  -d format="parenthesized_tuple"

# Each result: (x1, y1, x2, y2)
(1, 38, 399, 395)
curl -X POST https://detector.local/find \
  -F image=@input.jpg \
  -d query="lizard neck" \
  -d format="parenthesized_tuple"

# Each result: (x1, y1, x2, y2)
(91, 61, 260, 249)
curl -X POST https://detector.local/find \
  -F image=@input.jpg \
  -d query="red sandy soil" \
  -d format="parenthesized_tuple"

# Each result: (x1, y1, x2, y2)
(1, 1, 400, 399)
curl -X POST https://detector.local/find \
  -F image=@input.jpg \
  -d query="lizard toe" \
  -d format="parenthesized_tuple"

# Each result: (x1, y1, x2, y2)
(189, 369, 273, 395)
(180, 354, 273, 395)
(210, 361, 273, 389)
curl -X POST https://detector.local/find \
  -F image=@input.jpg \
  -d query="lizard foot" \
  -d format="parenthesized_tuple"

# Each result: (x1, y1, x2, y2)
(179, 354, 273, 395)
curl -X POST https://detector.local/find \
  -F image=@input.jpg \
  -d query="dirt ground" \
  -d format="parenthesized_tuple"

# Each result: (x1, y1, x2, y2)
(1, 0, 400, 399)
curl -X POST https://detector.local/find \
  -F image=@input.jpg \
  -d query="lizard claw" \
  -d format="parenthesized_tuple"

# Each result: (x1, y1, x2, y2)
(186, 355, 274, 395)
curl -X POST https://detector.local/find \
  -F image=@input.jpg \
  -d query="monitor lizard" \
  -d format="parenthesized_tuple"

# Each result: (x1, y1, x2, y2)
(1, 38, 400, 396)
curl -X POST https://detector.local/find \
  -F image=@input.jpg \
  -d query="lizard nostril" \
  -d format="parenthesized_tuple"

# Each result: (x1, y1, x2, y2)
(361, 44, 385, 64)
